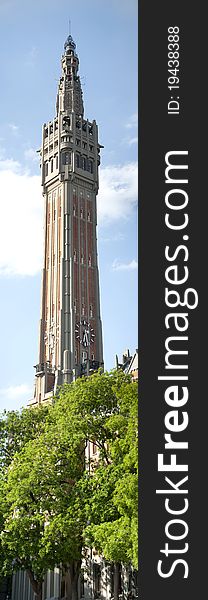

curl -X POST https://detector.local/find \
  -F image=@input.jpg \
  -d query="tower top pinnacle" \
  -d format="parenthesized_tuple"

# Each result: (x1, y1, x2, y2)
(56, 29, 83, 117)
(64, 33, 76, 52)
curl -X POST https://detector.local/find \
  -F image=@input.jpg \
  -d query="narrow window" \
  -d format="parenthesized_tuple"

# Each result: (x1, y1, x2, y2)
(93, 564, 101, 597)
(80, 572, 84, 598)
(92, 441, 97, 454)
(49, 570, 54, 598)
(61, 579, 65, 599)
(88, 160, 93, 174)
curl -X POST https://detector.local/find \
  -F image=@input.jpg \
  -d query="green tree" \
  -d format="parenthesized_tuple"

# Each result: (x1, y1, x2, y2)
(0, 370, 138, 600)
(0, 405, 49, 472)
(0, 408, 86, 600)
(54, 370, 138, 598)
(0, 404, 50, 596)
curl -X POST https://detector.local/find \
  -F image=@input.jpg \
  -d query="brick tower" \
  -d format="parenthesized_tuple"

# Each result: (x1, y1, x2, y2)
(29, 33, 103, 406)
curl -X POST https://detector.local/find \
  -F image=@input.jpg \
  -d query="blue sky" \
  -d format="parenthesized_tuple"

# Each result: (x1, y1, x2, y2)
(0, 0, 138, 411)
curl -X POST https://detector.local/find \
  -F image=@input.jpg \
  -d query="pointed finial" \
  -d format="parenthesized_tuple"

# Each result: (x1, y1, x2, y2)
(64, 18, 76, 53)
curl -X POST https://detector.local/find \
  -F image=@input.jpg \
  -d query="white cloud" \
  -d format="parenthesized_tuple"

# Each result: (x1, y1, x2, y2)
(0, 383, 32, 412)
(127, 136, 138, 146)
(98, 162, 138, 224)
(8, 123, 19, 134)
(0, 160, 43, 276)
(100, 232, 126, 243)
(24, 147, 40, 162)
(112, 258, 138, 271)
(0, 383, 31, 401)
(0, 158, 21, 172)
(0, 141, 5, 160)
(125, 113, 138, 129)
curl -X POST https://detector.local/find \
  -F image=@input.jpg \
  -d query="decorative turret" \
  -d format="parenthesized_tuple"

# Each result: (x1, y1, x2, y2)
(56, 33, 84, 117)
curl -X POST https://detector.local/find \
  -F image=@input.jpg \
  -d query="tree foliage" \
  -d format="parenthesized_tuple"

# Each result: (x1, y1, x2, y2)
(82, 372, 138, 568)
(0, 370, 138, 599)
(0, 405, 49, 473)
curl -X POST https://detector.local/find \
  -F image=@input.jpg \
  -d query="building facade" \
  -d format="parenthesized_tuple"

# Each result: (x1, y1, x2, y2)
(29, 32, 103, 408)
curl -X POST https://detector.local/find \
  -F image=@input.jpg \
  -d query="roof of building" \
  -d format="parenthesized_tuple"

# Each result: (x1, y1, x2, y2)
(116, 348, 138, 380)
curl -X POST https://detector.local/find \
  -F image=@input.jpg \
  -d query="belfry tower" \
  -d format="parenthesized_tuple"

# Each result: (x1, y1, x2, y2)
(30, 34, 103, 406)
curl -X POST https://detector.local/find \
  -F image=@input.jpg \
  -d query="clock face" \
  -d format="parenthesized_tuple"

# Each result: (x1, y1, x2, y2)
(75, 319, 95, 347)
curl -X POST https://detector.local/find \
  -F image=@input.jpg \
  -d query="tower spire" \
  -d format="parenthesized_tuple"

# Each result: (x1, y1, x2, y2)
(56, 30, 84, 117)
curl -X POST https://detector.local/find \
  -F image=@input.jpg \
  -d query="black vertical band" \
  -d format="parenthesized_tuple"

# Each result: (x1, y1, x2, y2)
(139, 1, 208, 597)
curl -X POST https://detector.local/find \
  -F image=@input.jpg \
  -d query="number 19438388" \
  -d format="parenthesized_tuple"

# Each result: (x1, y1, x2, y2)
(168, 26, 180, 91)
